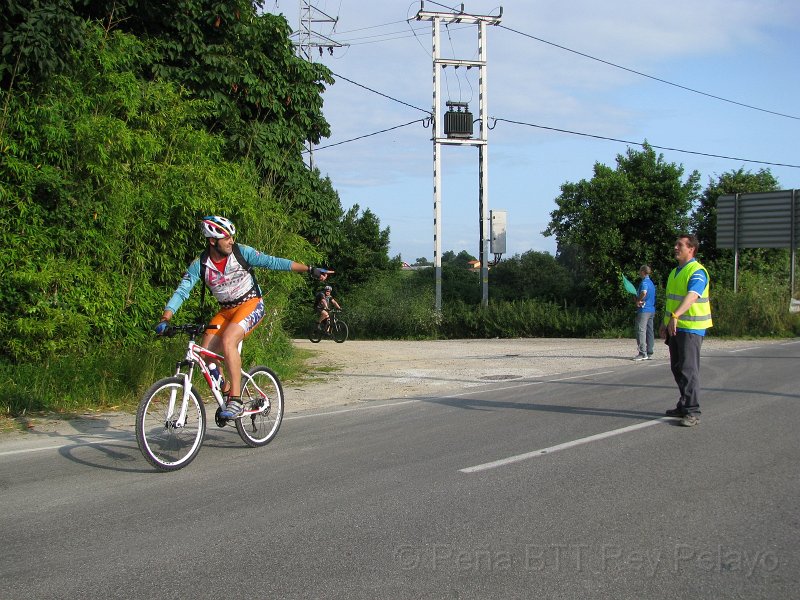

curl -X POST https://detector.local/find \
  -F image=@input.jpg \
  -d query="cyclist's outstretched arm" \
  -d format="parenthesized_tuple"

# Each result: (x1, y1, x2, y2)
(237, 245, 332, 279)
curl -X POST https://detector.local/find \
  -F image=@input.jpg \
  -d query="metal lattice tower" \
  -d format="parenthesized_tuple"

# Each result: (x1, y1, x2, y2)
(292, 1, 347, 168)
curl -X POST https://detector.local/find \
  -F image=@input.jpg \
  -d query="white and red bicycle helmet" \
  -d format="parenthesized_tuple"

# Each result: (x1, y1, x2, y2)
(200, 215, 236, 239)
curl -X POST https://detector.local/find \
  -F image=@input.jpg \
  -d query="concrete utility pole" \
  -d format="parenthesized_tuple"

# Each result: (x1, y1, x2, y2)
(293, 1, 346, 169)
(415, 2, 502, 310)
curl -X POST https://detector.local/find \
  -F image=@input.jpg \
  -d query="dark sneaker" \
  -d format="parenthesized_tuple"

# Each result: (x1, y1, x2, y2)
(632, 354, 647, 361)
(220, 397, 244, 419)
(680, 414, 700, 427)
(665, 407, 686, 417)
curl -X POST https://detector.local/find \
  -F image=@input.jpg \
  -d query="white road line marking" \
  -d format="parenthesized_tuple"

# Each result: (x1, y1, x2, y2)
(459, 417, 675, 473)
(0, 438, 125, 457)
(549, 370, 616, 382)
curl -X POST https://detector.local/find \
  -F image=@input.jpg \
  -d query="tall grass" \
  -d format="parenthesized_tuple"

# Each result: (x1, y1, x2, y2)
(1, 325, 305, 417)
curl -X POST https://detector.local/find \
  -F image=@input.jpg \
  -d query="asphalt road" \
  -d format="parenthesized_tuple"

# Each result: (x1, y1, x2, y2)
(1, 339, 798, 599)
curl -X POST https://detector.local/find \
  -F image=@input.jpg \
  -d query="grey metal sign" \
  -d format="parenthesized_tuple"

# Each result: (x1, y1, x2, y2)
(717, 190, 799, 249)
(716, 189, 799, 300)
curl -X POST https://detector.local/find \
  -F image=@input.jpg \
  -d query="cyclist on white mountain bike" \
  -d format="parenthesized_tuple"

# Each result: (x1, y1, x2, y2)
(156, 215, 330, 418)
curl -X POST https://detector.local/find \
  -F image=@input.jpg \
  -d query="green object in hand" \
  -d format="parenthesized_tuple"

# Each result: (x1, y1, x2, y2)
(621, 273, 638, 295)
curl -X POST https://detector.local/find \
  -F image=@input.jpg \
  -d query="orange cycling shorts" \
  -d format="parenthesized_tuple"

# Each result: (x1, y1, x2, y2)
(208, 297, 265, 338)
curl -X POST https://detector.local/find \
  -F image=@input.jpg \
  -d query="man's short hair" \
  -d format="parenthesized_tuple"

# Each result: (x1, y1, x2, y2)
(639, 265, 652, 275)
(678, 233, 700, 251)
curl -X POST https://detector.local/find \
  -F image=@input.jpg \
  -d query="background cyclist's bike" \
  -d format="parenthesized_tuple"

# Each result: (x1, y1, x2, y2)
(135, 323, 284, 471)
(309, 309, 348, 343)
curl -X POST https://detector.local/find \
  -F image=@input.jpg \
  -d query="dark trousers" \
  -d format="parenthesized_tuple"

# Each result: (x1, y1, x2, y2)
(668, 331, 703, 415)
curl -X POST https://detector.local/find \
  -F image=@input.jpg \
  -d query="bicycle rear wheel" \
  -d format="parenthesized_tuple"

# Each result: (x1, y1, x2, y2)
(309, 323, 322, 343)
(236, 366, 284, 447)
(332, 320, 349, 343)
(136, 376, 206, 471)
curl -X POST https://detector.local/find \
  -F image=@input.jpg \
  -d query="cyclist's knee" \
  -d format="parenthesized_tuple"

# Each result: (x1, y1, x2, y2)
(221, 328, 244, 351)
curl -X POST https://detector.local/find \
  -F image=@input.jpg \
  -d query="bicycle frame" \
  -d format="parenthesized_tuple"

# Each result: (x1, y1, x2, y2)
(167, 334, 268, 427)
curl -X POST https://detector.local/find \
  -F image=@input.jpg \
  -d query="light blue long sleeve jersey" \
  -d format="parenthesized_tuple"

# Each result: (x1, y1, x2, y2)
(165, 244, 292, 315)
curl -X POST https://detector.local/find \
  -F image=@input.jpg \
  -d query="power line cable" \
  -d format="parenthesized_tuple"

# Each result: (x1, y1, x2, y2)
(491, 117, 800, 169)
(325, 67, 797, 169)
(330, 71, 431, 114)
(334, 25, 428, 44)
(499, 25, 800, 122)
(332, 19, 409, 35)
(304, 118, 430, 153)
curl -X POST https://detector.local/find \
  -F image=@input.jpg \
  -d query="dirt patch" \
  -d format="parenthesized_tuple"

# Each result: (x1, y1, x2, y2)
(285, 336, 769, 411)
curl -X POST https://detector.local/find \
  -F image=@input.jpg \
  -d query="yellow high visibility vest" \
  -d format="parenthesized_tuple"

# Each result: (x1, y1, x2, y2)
(665, 260, 712, 330)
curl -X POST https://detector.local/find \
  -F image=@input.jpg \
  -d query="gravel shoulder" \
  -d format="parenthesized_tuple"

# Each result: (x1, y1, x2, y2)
(287, 337, 770, 410)
(1, 337, 774, 440)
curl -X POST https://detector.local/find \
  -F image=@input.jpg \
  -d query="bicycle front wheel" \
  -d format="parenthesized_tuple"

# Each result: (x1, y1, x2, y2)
(236, 366, 284, 447)
(136, 376, 206, 471)
(332, 320, 349, 343)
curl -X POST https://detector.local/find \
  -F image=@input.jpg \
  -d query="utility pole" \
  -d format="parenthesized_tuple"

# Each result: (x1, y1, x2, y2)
(415, 2, 502, 311)
(293, 1, 347, 169)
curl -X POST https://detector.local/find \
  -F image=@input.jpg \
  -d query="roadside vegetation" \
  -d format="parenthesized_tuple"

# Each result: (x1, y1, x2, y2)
(1, 3, 797, 422)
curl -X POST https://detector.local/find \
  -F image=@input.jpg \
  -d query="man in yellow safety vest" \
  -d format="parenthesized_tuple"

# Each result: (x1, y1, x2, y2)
(659, 233, 712, 427)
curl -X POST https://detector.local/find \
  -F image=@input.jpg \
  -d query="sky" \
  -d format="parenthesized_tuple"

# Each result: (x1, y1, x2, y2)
(266, 0, 800, 263)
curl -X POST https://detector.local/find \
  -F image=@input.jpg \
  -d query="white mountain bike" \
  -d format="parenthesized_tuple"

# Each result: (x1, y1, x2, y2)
(135, 323, 284, 471)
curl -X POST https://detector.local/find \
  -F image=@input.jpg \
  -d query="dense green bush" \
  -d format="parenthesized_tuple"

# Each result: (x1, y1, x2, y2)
(0, 25, 317, 365)
(439, 300, 629, 339)
(288, 270, 439, 339)
(711, 270, 799, 337)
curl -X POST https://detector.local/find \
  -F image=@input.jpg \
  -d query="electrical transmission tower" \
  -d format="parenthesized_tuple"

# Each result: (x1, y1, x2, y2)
(292, 1, 347, 169)
(415, 2, 503, 310)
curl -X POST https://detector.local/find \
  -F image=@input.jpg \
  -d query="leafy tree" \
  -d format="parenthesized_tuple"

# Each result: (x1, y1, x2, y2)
(0, 1, 86, 92)
(490, 251, 575, 303)
(328, 205, 401, 292)
(1, 1, 343, 255)
(409, 265, 481, 305)
(67, 1, 333, 165)
(544, 143, 700, 306)
(442, 249, 477, 267)
(441, 250, 456, 263)
(278, 166, 344, 262)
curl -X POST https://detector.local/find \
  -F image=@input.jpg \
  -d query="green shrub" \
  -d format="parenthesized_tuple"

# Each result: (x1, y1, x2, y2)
(711, 271, 796, 337)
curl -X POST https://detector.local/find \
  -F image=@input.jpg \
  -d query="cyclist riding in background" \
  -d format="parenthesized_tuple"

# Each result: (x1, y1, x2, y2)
(315, 285, 341, 333)
(156, 215, 329, 418)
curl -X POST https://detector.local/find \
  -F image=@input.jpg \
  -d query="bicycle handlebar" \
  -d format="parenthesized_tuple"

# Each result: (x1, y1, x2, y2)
(162, 323, 220, 338)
